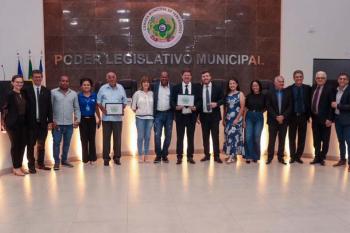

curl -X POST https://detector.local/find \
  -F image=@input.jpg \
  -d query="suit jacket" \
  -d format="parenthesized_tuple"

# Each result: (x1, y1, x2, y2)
(266, 88, 292, 125)
(152, 81, 174, 113)
(286, 84, 312, 120)
(199, 83, 224, 122)
(311, 85, 334, 123)
(335, 86, 350, 126)
(1, 90, 28, 130)
(170, 82, 202, 120)
(23, 85, 53, 128)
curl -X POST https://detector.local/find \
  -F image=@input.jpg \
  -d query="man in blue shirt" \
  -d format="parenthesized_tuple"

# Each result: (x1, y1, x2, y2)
(97, 72, 127, 166)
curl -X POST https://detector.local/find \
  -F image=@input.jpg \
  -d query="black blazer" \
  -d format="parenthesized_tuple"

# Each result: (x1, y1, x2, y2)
(23, 85, 53, 128)
(199, 83, 224, 122)
(152, 81, 174, 113)
(286, 84, 312, 120)
(266, 88, 292, 125)
(1, 90, 27, 130)
(335, 86, 350, 125)
(170, 82, 202, 120)
(311, 85, 334, 123)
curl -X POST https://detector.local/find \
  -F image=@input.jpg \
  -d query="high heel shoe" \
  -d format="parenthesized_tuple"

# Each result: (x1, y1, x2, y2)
(226, 156, 234, 164)
(13, 168, 25, 176)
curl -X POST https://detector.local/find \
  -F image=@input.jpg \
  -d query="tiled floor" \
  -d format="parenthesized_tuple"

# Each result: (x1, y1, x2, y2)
(0, 155, 350, 233)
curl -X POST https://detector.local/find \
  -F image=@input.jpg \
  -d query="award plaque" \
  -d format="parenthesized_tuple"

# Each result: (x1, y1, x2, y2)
(177, 94, 194, 107)
(105, 103, 124, 115)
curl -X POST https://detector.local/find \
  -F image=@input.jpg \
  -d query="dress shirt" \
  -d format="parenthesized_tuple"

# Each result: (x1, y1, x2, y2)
(97, 83, 127, 122)
(131, 90, 153, 119)
(202, 82, 212, 113)
(335, 85, 348, 115)
(181, 82, 192, 114)
(51, 88, 81, 125)
(157, 84, 171, 111)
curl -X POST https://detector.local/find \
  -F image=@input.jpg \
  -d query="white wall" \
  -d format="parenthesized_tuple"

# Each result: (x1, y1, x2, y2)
(280, 0, 350, 158)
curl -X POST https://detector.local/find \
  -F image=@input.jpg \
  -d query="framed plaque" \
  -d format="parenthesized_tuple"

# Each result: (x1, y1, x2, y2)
(177, 94, 194, 107)
(105, 103, 124, 116)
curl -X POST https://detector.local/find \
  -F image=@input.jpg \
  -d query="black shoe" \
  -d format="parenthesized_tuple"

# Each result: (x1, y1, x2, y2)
(310, 159, 320, 165)
(53, 163, 60, 170)
(296, 158, 304, 164)
(333, 160, 346, 167)
(200, 156, 210, 162)
(162, 157, 169, 163)
(104, 160, 109, 166)
(38, 164, 51, 170)
(214, 157, 223, 164)
(61, 161, 74, 168)
(253, 159, 257, 163)
(114, 160, 121, 165)
(246, 160, 251, 164)
(176, 160, 182, 165)
(154, 157, 161, 164)
(320, 160, 325, 166)
(278, 159, 287, 165)
(290, 158, 296, 164)
(29, 167, 37, 174)
(266, 159, 272, 165)
(187, 158, 195, 164)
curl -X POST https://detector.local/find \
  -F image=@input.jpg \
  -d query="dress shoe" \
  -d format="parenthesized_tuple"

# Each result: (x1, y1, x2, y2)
(278, 159, 287, 165)
(53, 163, 60, 170)
(114, 160, 121, 165)
(104, 160, 109, 166)
(333, 160, 346, 167)
(176, 160, 182, 165)
(319, 160, 325, 166)
(61, 161, 74, 168)
(310, 159, 320, 165)
(187, 158, 196, 164)
(266, 159, 272, 165)
(28, 167, 37, 174)
(200, 156, 210, 162)
(154, 157, 161, 164)
(38, 164, 51, 170)
(246, 160, 251, 164)
(162, 157, 169, 163)
(296, 158, 304, 164)
(289, 158, 296, 164)
(214, 157, 223, 163)
(253, 159, 257, 163)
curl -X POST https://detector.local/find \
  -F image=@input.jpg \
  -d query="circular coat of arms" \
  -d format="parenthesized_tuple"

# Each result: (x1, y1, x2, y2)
(142, 6, 184, 49)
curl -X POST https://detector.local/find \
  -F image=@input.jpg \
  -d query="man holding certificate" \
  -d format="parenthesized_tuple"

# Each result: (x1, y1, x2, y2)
(171, 69, 202, 164)
(97, 72, 127, 166)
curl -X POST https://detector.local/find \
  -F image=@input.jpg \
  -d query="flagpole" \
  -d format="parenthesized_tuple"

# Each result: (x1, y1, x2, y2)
(1, 65, 5, 80)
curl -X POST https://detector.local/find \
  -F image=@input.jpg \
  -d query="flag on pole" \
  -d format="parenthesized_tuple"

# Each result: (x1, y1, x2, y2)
(39, 54, 43, 73)
(28, 50, 33, 80)
(17, 56, 23, 77)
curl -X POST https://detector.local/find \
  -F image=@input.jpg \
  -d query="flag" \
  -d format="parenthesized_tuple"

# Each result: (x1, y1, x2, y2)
(28, 57, 33, 80)
(17, 58, 23, 77)
(39, 57, 43, 73)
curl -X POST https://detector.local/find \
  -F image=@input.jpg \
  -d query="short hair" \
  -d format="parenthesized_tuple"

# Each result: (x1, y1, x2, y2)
(12, 74, 23, 82)
(274, 75, 284, 82)
(139, 75, 151, 90)
(293, 70, 304, 77)
(32, 70, 42, 76)
(106, 71, 117, 77)
(249, 80, 262, 94)
(60, 75, 69, 81)
(80, 78, 93, 86)
(315, 71, 327, 79)
(338, 72, 350, 79)
(201, 70, 210, 75)
(181, 68, 192, 76)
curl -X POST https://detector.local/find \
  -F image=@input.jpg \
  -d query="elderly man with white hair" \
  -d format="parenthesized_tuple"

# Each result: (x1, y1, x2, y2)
(310, 71, 334, 166)
(266, 75, 292, 165)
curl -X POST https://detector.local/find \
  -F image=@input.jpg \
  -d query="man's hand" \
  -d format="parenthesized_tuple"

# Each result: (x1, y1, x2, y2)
(176, 105, 184, 111)
(210, 102, 218, 109)
(73, 121, 79, 128)
(100, 105, 107, 115)
(190, 106, 196, 112)
(331, 101, 338, 109)
(276, 115, 284, 124)
(325, 119, 332, 127)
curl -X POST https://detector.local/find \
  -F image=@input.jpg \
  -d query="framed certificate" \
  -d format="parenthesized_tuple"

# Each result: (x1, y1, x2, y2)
(105, 103, 124, 116)
(177, 94, 194, 107)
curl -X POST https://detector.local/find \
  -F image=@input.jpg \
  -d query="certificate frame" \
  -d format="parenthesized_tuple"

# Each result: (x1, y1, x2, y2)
(105, 103, 124, 116)
(177, 94, 195, 107)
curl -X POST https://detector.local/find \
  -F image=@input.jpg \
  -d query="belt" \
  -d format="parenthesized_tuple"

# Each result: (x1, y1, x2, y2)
(156, 109, 172, 113)
(82, 116, 95, 119)
(295, 113, 305, 116)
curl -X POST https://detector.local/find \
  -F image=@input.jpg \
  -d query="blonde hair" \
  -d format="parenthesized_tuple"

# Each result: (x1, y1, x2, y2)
(139, 75, 151, 91)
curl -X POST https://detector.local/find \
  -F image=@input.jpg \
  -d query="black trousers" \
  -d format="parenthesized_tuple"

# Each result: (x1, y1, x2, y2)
(288, 115, 307, 160)
(176, 114, 196, 160)
(79, 117, 97, 163)
(267, 122, 288, 161)
(102, 121, 122, 161)
(200, 114, 220, 158)
(312, 119, 331, 161)
(27, 123, 48, 168)
(7, 117, 27, 169)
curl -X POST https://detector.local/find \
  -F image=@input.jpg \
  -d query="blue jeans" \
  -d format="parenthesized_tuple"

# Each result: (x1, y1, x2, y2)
(153, 111, 173, 158)
(335, 117, 350, 162)
(245, 111, 264, 160)
(52, 125, 73, 164)
(135, 118, 153, 156)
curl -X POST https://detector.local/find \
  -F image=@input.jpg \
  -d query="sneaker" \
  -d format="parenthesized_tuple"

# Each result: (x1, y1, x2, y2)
(54, 163, 60, 170)
(61, 161, 74, 168)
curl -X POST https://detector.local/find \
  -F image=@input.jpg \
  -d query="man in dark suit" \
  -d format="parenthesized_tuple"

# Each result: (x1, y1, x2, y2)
(198, 70, 224, 163)
(310, 71, 334, 166)
(171, 69, 202, 164)
(287, 70, 312, 164)
(24, 70, 53, 173)
(331, 73, 350, 171)
(152, 71, 174, 163)
(266, 75, 292, 165)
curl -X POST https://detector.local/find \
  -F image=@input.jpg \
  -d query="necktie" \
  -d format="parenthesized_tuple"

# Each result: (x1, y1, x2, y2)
(185, 85, 189, 95)
(277, 91, 282, 114)
(36, 87, 40, 120)
(296, 87, 301, 113)
(312, 86, 320, 114)
(206, 85, 210, 111)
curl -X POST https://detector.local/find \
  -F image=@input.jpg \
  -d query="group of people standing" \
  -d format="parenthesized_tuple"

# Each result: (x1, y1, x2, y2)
(1, 68, 350, 176)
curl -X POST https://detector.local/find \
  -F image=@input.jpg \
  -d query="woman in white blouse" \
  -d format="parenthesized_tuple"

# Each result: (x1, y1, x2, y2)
(131, 76, 154, 162)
